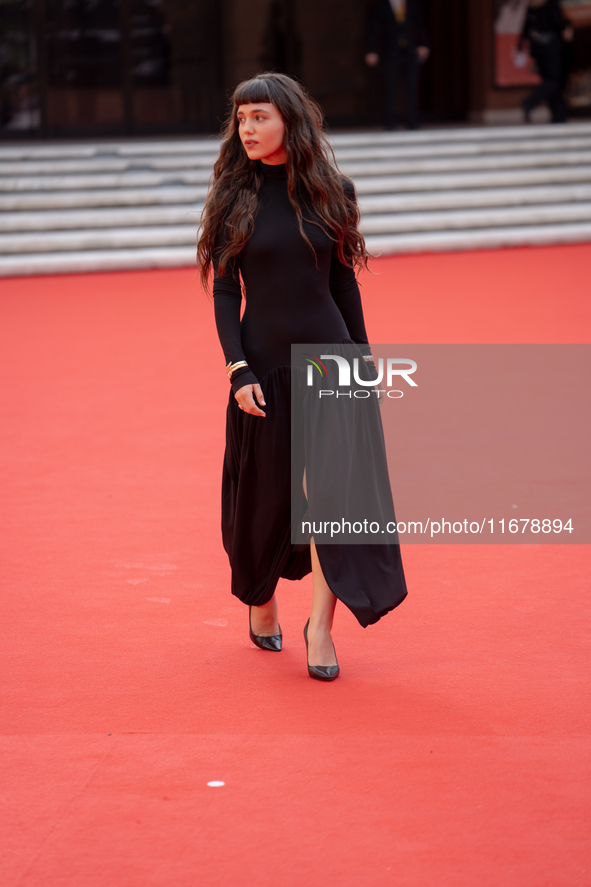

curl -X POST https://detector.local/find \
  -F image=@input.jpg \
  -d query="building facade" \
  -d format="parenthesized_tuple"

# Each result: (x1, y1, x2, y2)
(1, 0, 589, 138)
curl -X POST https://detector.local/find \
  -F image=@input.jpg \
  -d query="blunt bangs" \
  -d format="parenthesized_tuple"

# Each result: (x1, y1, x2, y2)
(233, 77, 274, 107)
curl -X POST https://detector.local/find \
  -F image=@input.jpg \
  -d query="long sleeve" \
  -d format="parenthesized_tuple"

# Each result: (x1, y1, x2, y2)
(212, 234, 259, 393)
(329, 250, 372, 355)
(329, 182, 371, 355)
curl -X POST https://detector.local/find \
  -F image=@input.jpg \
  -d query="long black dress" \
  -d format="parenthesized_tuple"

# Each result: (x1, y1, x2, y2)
(213, 158, 407, 627)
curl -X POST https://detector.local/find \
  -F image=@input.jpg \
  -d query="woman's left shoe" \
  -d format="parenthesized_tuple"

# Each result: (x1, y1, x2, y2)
(248, 606, 282, 652)
(303, 619, 340, 681)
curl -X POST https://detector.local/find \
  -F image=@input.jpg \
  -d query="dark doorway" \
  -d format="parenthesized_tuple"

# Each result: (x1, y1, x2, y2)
(420, 0, 469, 123)
(1, 0, 226, 136)
(1, 0, 470, 138)
(0, 0, 41, 132)
(360, 0, 469, 129)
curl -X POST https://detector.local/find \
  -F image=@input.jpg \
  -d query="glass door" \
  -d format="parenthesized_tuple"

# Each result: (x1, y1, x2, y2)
(129, 0, 222, 130)
(1, 0, 233, 136)
(0, 0, 41, 131)
(44, 0, 126, 129)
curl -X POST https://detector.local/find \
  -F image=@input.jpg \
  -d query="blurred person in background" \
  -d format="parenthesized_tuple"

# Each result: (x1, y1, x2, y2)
(519, 0, 574, 122)
(365, 0, 430, 130)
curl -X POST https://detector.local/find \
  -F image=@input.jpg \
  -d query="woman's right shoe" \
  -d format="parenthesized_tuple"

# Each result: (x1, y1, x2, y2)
(249, 606, 282, 652)
(303, 618, 340, 681)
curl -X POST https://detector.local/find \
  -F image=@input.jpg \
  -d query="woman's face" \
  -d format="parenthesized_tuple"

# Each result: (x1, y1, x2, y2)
(236, 102, 287, 165)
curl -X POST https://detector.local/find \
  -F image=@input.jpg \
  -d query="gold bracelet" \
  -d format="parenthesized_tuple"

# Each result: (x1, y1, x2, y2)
(226, 360, 248, 379)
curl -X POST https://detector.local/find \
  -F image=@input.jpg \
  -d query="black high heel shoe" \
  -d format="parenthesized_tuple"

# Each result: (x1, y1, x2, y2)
(303, 618, 339, 681)
(249, 606, 282, 652)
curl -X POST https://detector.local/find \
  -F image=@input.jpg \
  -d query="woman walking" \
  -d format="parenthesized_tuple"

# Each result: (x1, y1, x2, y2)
(197, 72, 407, 681)
(519, 0, 574, 123)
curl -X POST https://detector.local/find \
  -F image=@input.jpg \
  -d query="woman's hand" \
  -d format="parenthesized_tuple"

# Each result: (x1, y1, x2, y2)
(235, 383, 266, 417)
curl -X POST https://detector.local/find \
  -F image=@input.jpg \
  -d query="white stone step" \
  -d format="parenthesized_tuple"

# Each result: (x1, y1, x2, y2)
(3, 135, 591, 176)
(0, 186, 208, 212)
(0, 204, 204, 232)
(329, 121, 591, 146)
(0, 246, 195, 276)
(1, 124, 590, 276)
(365, 221, 591, 253)
(359, 183, 591, 213)
(0, 138, 221, 161)
(2, 220, 591, 277)
(6, 184, 591, 233)
(3, 160, 591, 197)
(2, 122, 590, 164)
(4, 202, 591, 254)
(2, 179, 591, 218)
(333, 135, 591, 160)
(0, 225, 197, 254)
(354, 165, 591, 193)
(0, 154, 219, 176)
(0, 170, 214, 191)
(2, 148, 590, 190)
(360, 202, 591, 234)
(341, 150, 591, 177)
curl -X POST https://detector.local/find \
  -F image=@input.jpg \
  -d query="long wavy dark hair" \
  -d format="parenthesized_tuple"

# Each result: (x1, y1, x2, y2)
(197, 72, 372, 294)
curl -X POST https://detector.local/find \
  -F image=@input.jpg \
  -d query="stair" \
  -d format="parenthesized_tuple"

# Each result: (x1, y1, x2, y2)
(1, 123, 591, 276)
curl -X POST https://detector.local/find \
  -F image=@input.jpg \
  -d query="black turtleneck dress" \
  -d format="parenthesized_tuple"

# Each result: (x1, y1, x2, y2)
(213, 159, 407, 627)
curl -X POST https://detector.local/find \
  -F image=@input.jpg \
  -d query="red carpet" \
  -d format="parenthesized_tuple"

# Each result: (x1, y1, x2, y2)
(1, 244, 589, 886)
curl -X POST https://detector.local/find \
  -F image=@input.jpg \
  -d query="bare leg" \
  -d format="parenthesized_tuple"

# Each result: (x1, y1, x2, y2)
(249, 594, 279, 636)
(307, 541, 338, 667)
(302, 468, 338, 666)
